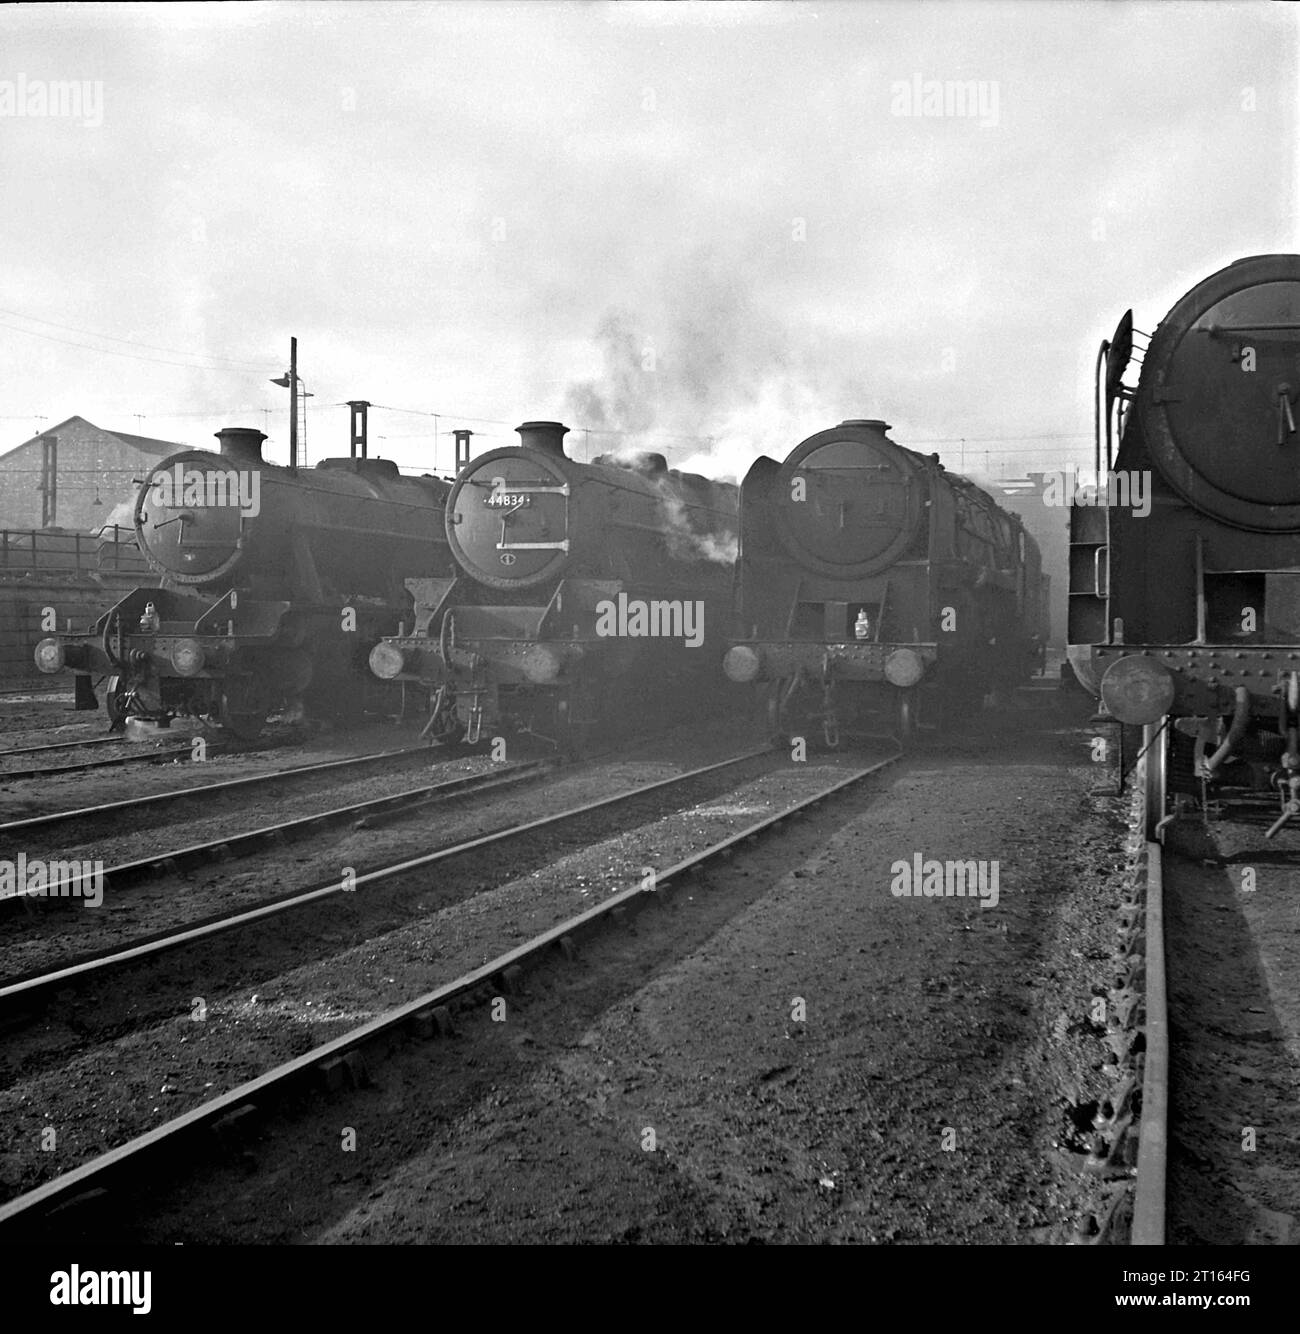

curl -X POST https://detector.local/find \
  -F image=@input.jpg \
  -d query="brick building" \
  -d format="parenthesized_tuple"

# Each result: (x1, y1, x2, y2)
(0, 416, 181, 533)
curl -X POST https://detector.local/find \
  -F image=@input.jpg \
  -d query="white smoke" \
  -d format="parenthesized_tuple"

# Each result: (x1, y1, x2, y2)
(563, 250, 880, 483)
(92, 497, 137, 536)
(653, 478, 738, 566)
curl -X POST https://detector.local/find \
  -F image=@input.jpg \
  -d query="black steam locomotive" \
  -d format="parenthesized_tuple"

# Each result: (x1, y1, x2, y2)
(723, 419, 1049, 743)
(34, 426, 451, 736)
(369, 420, 738, 749)
(1068, 254, 1300, 837)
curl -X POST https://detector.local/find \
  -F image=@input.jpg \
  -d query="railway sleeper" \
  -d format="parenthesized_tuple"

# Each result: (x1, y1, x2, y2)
(210, 1103, 261, 1147)
(1107, 989, 1144, 1030)
(1084, 1111, 1138, 1178)
(409, 1005, 455, 1041)
(317, 1049, 371, 1093)
(1093, 1073, 1140, 1133)
(1070, 1182, 1133, 1246)
(1111, 955, 1144, 991)
(1104, 1025, 1144, 1066)
(493, 963, 526, 996)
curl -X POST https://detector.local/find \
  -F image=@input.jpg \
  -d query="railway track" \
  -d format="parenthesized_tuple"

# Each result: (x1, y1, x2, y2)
(1080, 727, 1168, 1246)
(0, 744, 900, 1229)
(0, 748, 775, 1010)
(0, 734, 127, 760)
(1131, 838, 1167, 1246)
(1126, 724, 1300, 1247)
(0, 727, 293, 780)
(0, 743, 435, 838)
(0, 740, 200, 781)
(0, 757, 554, 915)
(0, 718, 402, 781)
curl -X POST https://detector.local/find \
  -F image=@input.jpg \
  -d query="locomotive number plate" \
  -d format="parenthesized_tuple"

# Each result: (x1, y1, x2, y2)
(484, 492, 532, 508)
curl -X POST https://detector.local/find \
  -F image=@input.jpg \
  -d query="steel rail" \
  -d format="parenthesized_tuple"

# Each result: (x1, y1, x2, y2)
(0, 745, 432, 837)
(0, 745, 203, 781)
(0, 746, 897, 1228)
(0, 735, 128, 759)
(0, 760, 553, 912)
(0, 747, 774, 1008)
(1131, 839, 1168, 1245)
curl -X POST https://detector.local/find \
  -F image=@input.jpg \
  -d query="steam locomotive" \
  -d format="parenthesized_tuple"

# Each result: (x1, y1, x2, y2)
(723, 419, 1048, 744)
(1068, 253, 1300, 837)
(369, 420, 738, 749)
(34, 426, 451, 736)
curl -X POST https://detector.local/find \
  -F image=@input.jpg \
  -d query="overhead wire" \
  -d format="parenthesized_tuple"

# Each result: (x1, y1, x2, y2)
(0, 307, 273, 370)
(0, 317, 277, 374)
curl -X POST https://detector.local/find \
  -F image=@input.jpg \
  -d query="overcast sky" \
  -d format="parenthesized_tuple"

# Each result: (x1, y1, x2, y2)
(1, 0, 1295, 484)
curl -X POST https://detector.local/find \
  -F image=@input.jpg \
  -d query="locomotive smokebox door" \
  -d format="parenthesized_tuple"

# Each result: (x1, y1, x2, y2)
(1141, 254, 1300, 531)
(447, 445, 573, 591)
(774, 422, 925, 580)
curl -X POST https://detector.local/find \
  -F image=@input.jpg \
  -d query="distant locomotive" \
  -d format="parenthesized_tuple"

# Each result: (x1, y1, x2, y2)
(1068, 254, 1300, 837)
(369, 420, 738, 749)
(34, 426, 451, 736)
(723, 419, 1048, 743)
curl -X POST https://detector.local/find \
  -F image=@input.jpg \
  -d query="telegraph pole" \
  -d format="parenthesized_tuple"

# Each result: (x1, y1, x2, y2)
(271, 337, 299, 474)
(289, 336, 298, 475)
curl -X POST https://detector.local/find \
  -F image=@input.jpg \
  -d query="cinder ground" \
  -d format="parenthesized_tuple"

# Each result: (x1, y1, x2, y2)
(19, 687, 1132, 1245)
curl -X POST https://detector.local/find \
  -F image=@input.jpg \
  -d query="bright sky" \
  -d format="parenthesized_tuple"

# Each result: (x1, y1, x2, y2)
(1, 0, 1295, 481)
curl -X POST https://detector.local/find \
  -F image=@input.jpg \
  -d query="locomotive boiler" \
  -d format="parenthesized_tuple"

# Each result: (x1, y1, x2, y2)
(34, 426, 451, 736)
(723, 419, 1048, 743)
(369, 420, 738, 749)
(1068, 253, 1300, 836)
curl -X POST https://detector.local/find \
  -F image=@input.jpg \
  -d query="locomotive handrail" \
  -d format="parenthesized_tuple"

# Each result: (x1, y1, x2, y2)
(478, 482, 571, 495)
(1201, 320, 1300, 337)
(197, 588, 239, 633)
(787, 464, 895, 472)
(1095, 337, 1109, 476)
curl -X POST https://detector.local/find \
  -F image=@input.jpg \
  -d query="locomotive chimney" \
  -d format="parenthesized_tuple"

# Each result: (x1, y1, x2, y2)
(517, 421, 569, 458)
(840, 419, 893, 434)
(214, 427, 267, 464)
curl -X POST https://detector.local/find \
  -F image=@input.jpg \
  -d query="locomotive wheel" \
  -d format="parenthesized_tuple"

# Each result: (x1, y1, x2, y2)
(103, 674, 131, 733)
(428, 715, 464, 747)
(1142, 719, 1169, 841)
(917, 683, 944, 733)
(558, 682, 601, 757)
(220, 682, 269, 740)
(892, 687, 919, 741)
(221, 704, 267, 741)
